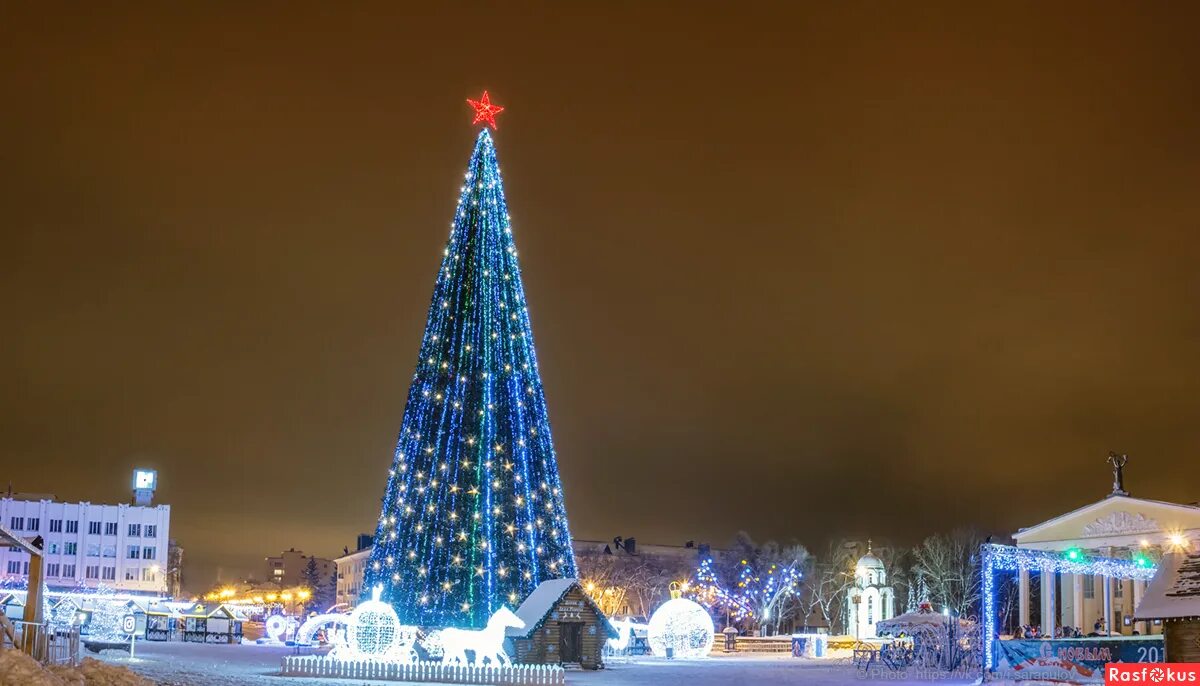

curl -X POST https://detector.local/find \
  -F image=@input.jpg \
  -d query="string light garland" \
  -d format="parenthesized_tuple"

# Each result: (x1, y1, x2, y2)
(980, 543, 1157, 670)
(362, 107, 577, 628)
(690, 556, 749, 619)
(688, 556, 801, 624)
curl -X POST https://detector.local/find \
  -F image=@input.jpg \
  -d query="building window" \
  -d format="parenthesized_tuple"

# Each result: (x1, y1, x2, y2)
(145, 525, 157, 538)
(9, 517, 24, 530)
(85, 565, 100, 579)
(63, 542, 77, 555)
(127, 545, 140, 559)
(142, 547, 157, 560)
(142, 568, 156, 582)
(128, 524, 142, 537)
(47, 563, 61, 577)
(28, 518, 40, 531)
(125, 568, 138, 581)
(87, 544, 100, 557)
(48, 543, 58, 555)
(49, 519, 63, 533)
(5, 561, 19, 574)
(1084, 575, 1095, 599)
(1114, 579, 1124, 598)
(867, 596, 875, 625)
(102, 567, 116, 581)
(89, 521, 101, 535)
(105, 522, 118, 536)
(62, 564, 76, 577)
(103, 545, 116, 558)
(66, 521, 78, 534)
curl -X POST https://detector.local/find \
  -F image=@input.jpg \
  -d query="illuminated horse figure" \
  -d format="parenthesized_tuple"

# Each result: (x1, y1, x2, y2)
(440, 606, 525, 666)
(607, 618, 645, 653)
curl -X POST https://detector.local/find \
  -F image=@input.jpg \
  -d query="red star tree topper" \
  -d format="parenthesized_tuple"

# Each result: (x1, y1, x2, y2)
(467, 91, 505, 129)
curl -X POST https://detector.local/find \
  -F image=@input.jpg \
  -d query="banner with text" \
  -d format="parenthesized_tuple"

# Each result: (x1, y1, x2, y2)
(992, 638, 1165, 683)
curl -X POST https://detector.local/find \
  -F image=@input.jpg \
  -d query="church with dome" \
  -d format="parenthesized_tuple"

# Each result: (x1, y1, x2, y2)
(846, 541, 895, 638)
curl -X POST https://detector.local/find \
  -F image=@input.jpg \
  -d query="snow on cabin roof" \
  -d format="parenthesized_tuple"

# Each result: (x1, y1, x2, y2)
(877, 608, 973, 634)
(172, 602, 242, 618)
(506, 578, 615, 639)
(507, 578, 576, 638)
(1136, 550, 1200, 620)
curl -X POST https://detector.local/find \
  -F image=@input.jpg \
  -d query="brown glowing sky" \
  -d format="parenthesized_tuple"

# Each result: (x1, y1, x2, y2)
(3, 3, 1199, 590)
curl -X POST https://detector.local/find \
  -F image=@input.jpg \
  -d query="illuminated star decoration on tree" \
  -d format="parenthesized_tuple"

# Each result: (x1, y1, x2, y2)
(467, 91, 505, 130)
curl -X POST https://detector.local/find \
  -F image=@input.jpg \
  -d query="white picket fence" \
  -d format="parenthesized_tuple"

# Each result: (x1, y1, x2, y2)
(279, 656, 566, 685)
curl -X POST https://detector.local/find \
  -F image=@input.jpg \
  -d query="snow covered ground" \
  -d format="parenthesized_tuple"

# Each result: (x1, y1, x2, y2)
(93, 642, 981, 686)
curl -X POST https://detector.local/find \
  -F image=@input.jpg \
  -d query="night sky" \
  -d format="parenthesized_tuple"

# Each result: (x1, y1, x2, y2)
(3, 3, 1198, 590)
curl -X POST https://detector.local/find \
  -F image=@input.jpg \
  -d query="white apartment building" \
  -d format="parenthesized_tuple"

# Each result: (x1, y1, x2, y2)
(333, 546, 370, 610)
(0, 469, 171, 595)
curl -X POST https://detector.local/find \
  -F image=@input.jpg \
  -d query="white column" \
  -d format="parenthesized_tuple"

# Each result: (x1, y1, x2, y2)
(1040, 569, 1056, 637)
(1080, 573, 1089, 633)
(1133, 579, 1146, 634)
(1018, 568, 1031, 627)
(1103, 575, 1112, 635)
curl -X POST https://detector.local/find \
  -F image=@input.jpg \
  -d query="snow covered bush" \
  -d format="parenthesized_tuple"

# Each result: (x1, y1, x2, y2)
(0, 650, 152, 686)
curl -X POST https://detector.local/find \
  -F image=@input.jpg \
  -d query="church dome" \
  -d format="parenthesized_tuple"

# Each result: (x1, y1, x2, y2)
(854, 541, 887, 586)
(857, 553, 885, 571)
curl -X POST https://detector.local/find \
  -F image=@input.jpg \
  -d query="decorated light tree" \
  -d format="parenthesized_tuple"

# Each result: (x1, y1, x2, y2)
(689, 555, 801, 631)
(363, 93, 577, 629)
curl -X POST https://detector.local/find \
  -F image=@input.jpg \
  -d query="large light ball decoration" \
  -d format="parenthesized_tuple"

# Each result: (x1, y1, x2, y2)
(265, 614, 290, 643)
(345, 585, 402, 658)
(647, 598, 715, 658)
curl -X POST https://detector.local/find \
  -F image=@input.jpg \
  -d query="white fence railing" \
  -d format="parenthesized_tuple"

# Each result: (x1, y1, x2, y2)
(1, 619, 81, 666)
(279, 656, 565, 685)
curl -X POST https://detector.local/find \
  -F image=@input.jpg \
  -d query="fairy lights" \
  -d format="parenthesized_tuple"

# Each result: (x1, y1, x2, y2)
(688, 555, 801, 624)
(980, 544, 1157, 670)
(362, 125, 576, 628)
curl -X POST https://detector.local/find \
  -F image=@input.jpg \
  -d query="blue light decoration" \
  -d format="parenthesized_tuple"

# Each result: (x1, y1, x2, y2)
(690, 556, 749, 620)
(980, 543, 1157, 670)
(688, 556, 801, 624)
(362, 119, 577, 629)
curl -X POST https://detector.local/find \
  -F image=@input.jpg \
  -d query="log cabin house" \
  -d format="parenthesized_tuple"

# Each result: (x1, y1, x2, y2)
(506, 578, 616, 669)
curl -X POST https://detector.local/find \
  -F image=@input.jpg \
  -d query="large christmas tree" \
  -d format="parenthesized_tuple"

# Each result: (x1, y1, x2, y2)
(364, 94, 577, 629)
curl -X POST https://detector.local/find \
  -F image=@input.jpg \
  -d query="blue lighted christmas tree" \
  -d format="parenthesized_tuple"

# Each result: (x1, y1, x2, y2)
(363, 94, 577, 628)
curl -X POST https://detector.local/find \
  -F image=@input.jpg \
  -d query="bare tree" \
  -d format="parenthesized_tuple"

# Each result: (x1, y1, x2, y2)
(741, 540, 809, 635)
(802, 540, 857, 634)
(873, 542, 915, 615)
(717, 533, 811, 635)
(576, 547, 688, 619)
(911, 529, 984, 617)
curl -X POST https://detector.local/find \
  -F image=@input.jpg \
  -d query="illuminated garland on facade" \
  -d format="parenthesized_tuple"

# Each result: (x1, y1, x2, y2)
(980, 543, 1157, 670)
(363, 115, 577, 628)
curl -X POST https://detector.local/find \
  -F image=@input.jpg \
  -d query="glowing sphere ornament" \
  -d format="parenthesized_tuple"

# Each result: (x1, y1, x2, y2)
(345, 585, 403, 657)
(265, 614, 292, 643)
(647, 598, 715, 658)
